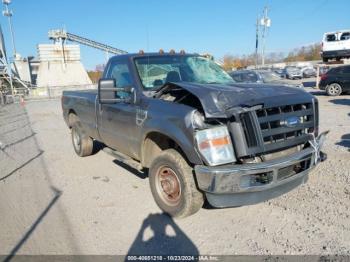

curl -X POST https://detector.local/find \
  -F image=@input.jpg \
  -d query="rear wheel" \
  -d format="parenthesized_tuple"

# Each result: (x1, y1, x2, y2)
(71, 120, 94, 157)
(326, 83, 342, 96)
(149, 149, 204, 218)
(323, 57, 328, 63)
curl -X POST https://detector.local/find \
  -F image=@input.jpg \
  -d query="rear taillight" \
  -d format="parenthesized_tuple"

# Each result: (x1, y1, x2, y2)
(320, 74, 327, 81)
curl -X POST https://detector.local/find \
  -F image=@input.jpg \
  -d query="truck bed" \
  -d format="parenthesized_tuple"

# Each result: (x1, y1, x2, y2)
(62, 89, 99, 139)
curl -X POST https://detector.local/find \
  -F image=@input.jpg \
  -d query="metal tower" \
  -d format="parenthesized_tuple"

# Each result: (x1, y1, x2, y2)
(0, 0, 28, 101)
(48, 29, 127, 55)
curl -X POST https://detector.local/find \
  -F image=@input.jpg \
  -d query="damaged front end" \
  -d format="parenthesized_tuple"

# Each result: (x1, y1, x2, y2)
(194, 131, 328, 208)
(156, 82, 328, 208)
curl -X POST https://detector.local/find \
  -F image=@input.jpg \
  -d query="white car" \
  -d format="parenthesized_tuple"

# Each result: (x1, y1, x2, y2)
(321, 30, 350, 62)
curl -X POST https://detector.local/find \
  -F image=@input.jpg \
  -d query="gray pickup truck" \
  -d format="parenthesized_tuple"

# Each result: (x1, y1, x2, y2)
(62, 52, 328, 218)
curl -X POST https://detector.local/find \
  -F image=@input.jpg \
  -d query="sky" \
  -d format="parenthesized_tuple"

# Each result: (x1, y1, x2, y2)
(0, 0, 349, 69)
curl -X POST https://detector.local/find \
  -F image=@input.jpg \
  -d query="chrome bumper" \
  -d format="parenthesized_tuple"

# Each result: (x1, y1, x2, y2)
(194, 132, 328, 207)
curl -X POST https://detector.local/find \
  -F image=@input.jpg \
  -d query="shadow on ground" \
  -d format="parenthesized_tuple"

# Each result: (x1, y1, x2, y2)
(4, 187, 62, 262)
(127, 213, 198, 256)
(112, 159, 148, 179)
(329, 99, 350, 106)
(0, 103, 79, 256)
(337, 134, 350, 151)
(308, 90, 327, 96)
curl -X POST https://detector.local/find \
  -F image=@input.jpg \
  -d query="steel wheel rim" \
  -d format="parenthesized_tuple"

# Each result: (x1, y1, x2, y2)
(328, 84, 340, 95)
(72, 128, 81, 151)
(155, 166, 181, 206)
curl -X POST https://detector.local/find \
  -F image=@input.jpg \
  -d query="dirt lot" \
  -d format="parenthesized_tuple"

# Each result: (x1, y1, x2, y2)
(0, 89, 350, 256)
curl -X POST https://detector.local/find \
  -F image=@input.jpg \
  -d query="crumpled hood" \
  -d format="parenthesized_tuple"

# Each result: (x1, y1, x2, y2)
(159, 82, 315, 118)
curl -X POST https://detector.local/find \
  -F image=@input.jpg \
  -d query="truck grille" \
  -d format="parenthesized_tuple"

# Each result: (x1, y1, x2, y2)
(238, 102, 316, 156)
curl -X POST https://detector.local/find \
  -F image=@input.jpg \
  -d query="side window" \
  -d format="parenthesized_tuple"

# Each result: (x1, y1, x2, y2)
(231, 73, 242, 82)
(330, 67, 342, 74)
(243, 72, 258, 82)
(340, 32, 350, 41)
(106, 62, 132, 98)
(326, 34, 337, 42)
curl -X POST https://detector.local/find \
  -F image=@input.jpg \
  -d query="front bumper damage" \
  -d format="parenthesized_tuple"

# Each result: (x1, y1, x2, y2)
(194, 132, 328, 208)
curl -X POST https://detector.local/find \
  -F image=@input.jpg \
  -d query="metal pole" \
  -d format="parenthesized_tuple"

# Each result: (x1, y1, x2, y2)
(8, 66, 14, 98)
(105, 51, 109, 63)
(3, 2, 16, 56)
(7, 13, 16, 55)
(316, 65, 320, 89)
(255, 17, 259, 68)
(8, 15, 16, 99)
(261, 7, 268, 66)
(2, 1, 16, 100)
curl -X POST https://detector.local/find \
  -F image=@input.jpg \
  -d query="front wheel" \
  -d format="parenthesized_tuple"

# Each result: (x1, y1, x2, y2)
(326, 83, 342, 96)
(149, 149, 204, 218)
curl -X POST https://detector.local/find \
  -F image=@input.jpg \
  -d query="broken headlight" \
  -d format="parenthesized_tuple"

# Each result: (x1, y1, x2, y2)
(195, 126, 236, 166)
(192, 110, 206, 129)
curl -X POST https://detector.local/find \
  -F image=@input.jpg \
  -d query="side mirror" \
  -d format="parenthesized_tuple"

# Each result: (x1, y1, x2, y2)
(98, 78, 134, 104)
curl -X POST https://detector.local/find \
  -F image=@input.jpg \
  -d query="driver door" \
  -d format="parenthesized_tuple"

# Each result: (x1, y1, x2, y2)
(97, 60, 137, 156)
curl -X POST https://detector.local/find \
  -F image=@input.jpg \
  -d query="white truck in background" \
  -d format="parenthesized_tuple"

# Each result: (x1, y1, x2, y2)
(321, 30, 350, 62)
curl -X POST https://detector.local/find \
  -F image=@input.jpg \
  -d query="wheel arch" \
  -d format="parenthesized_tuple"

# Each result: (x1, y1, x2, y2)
(68, 109, 78, 128)
(328, 81, 342, 87)
(141, 131, 202, 168)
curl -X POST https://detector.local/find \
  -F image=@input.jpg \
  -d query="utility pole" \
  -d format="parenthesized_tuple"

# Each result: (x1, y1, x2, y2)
(2, 0, 15, 99)
(2, 0, 17, 57)
(260, 6, 271, 66)
(105, 51, 110, 64)
(255, 17, 259, 68)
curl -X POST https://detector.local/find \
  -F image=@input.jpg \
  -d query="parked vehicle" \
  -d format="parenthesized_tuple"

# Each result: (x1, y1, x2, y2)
(229, 69, 302, 87)
(321, 30, 350, 62)
(62, 52, 327, 218)
(319, 66, 329, 76)
(300, 67, 317, 78)
(282, 67, 303, 80)
(273, 68, 284, 77)
(229, 70, 261, 83)
(319, 65, 350, 96)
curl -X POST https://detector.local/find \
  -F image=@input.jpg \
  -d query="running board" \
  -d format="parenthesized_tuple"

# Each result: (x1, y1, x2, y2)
(102, 147, 143, 171)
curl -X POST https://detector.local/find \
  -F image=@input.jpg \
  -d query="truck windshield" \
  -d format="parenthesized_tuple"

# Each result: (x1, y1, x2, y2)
(135, 55, 235, 90)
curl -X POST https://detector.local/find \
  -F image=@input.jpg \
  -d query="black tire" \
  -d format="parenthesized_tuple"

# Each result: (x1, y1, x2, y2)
(326, 83, 342, 96)
(71, 120, 94, 157)
(149, 149, 204, 218)
(322, 57, 328, 63)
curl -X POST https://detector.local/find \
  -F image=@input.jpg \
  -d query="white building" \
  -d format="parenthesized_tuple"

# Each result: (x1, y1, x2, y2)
(35, 44, 92, 87)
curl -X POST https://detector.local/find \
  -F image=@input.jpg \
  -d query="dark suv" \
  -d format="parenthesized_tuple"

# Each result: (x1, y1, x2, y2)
(319, 65, 350, 96)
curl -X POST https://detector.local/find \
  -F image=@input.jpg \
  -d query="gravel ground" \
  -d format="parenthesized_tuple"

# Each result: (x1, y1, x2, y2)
(0, 89, 349, 256)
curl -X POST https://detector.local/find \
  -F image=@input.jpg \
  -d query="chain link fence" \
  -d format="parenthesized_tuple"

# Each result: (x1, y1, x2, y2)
(26, 84, 97, 100)
(1, 84, 96, 105)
